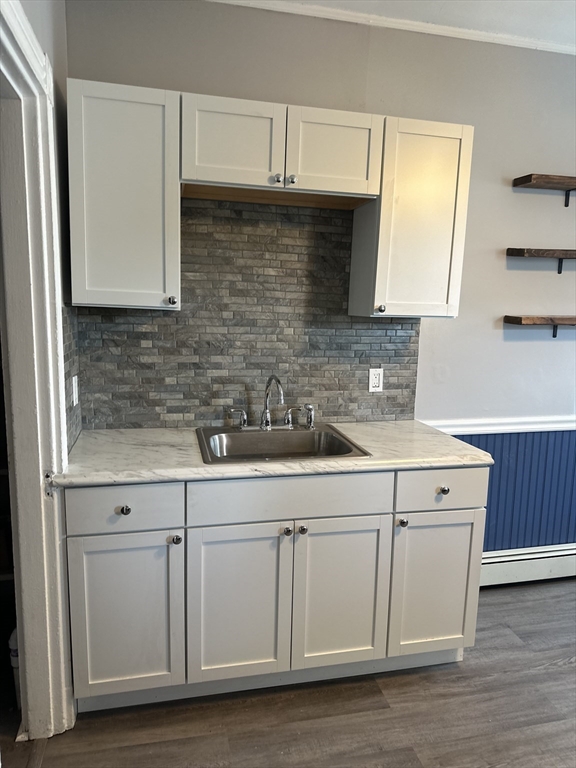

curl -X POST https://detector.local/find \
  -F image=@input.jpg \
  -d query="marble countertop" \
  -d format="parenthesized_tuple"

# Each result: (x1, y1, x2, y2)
(53, 420, 493, 488)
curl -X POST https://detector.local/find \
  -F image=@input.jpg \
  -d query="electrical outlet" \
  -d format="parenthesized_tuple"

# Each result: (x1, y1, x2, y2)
(72, 375, 79, 406)
(369, 368, 383, 393)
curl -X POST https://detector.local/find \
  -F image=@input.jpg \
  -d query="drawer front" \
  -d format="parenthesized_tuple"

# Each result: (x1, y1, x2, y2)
(187, 472, 394, 527)
(66, 483, 185, 536)
(395, 467, 489, 512)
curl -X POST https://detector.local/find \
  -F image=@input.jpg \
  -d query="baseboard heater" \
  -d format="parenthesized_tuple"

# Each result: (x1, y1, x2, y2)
(480, 543, 576, 586)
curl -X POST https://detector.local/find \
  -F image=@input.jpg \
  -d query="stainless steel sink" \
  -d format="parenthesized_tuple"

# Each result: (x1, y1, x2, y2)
(196, 424, 371, 464)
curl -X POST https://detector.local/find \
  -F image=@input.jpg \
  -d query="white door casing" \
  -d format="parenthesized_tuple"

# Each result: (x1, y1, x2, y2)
(0, 0, 73, 740)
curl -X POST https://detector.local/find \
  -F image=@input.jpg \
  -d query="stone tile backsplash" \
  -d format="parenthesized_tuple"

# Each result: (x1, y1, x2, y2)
(63, 305, 82, 448)
(74, 199, 419, 431)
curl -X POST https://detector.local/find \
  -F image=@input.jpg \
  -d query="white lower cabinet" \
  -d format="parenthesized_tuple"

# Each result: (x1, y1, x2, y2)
(187, 521, 294, 682)
(388, 508, 486, 656)
(66, 469, 488, 702)
(187, 515, 393, 682)
(67, 529, 186, 698)
(291, 516, 392, 669)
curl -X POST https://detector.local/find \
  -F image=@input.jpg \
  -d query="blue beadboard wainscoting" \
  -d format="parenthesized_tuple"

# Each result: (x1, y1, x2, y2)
(458, 430, 576, 585)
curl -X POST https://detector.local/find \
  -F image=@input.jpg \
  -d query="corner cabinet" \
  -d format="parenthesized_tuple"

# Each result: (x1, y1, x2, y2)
(68, 79, 181, 310)
(181, 94, 383, 196)
(348, 117, 474, 317)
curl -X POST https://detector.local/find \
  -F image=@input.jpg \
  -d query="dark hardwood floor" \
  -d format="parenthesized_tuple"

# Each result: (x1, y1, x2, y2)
(2, 579, 575, 768)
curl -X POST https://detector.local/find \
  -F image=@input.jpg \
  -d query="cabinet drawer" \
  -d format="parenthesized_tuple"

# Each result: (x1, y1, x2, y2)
(395, 468, 489, 512)
(187, 472, 394, 527)
(66, 483, 185, 536)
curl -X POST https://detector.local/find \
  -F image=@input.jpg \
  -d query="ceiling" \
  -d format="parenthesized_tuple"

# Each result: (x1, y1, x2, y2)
(205, 0, 576, 54)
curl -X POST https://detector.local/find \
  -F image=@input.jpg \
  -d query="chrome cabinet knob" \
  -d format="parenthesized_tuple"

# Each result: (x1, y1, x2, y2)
(168, 296, 178, 306)
(120, 505, 131, 516)
(376, 305, 386, 313)
(172, 534, 183, 545)
(439, 486, 450, 496)
(283, 527, 293, 537)
(398, 518, 409, 528)
(274, 173, 284, 184)
(288, 175, 298, 184)
(299, 525, 308, 535)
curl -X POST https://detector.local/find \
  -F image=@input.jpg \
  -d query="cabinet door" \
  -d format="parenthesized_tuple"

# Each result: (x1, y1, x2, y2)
(187, 521, 294, 682)
(67, 529, 185, 698)
(388, 508, 485, 657)
(291, 515, 392, 670)
(349, 117, 473, 317)
(285, 106, 383, 195)
(181, 94, 287, 187)
(68, 79, 180, 309)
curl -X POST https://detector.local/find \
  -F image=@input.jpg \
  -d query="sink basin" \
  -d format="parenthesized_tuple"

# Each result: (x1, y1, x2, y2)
(196, 424, 371, 464)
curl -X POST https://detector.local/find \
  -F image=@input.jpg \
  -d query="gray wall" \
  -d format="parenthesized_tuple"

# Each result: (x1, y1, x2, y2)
(65, 0, 576, 424)
(77, 200, 418, 429)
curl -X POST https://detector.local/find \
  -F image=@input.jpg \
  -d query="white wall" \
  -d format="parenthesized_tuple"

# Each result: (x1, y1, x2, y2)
(65, 0, 576, 424)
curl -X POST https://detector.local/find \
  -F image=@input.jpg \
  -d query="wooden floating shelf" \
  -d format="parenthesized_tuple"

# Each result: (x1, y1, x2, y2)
(506, 248, 576, 274)
(506, 248, 576, 259)
(503, 315, 576, 338)
(512, 174, 576, 207)
(512, 174, 576, 191)
(181, 183, 372, 211)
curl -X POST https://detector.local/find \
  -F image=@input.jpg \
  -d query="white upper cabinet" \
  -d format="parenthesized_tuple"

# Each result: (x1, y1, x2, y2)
(285, 107, 383, 195)
(348, 117, 474, 317)
(68, 79, 181, 310)
(181, 94, 287, 187)
(181, 95, 383, 196)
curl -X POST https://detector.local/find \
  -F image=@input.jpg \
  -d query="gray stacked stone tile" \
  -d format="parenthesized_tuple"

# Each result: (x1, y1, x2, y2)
(74, 199, 420, 431)
(62, 305, 82, 448)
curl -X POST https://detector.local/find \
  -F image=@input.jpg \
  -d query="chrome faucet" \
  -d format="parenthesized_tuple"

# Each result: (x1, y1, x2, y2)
(261, 375, 284, 430)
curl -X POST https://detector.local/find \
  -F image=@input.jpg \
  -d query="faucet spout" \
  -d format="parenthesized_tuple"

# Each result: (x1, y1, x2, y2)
(261, 375, 285, 430)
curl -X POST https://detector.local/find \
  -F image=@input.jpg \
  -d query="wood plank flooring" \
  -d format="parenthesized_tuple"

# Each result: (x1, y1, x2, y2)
(1, 579, 574, 768)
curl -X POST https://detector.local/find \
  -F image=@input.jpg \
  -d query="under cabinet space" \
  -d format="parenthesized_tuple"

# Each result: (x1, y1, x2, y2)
(395, 467, 489, 512)
(388, 508, 485, 656)
(65, 483, 185, 536)
(349, 117, 473, 318)
(68, 529, 186, 697)
(186, 472, 394, 526)
(68, 79, 181, 309)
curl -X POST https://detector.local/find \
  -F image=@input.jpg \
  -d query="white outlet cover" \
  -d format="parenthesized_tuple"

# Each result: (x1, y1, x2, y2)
(369, 368, 383, 393)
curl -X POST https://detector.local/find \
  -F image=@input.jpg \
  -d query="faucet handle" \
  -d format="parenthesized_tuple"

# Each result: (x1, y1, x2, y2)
(227, 407, 247, 429)
(304, 404, 315, 430)
(284, 406, 303, 428)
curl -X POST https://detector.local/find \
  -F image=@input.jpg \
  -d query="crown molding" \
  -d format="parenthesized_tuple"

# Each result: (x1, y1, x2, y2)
(205, 0, 576, 56)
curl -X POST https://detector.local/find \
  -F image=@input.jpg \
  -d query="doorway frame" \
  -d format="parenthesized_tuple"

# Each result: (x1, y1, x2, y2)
(0, 0, 74, 740)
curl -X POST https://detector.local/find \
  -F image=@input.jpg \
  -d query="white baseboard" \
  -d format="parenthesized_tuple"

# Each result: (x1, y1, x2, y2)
(481, 544, 576, 586)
